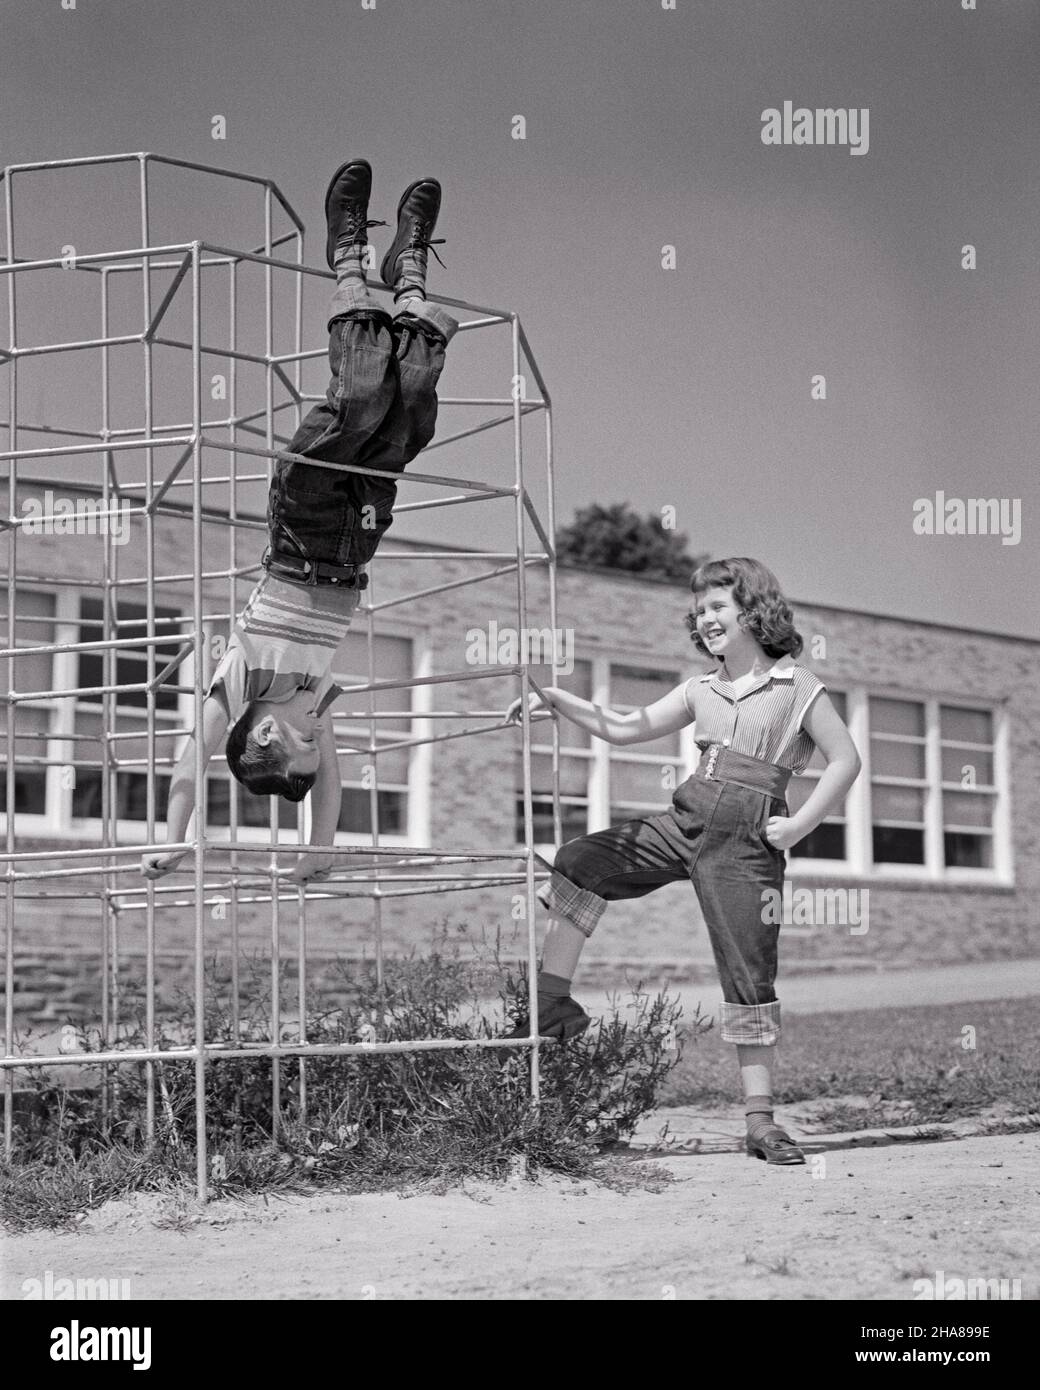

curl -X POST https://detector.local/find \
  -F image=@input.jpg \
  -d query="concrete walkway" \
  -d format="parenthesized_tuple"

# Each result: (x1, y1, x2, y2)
(594, 956, 1040, 1023)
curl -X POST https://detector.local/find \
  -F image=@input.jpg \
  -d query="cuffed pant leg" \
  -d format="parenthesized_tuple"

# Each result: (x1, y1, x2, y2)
(536, 815, 693, 938)
(690, 788, 785, 1046)
(536, 870, 608, 938)
(394, 298, 459, 344)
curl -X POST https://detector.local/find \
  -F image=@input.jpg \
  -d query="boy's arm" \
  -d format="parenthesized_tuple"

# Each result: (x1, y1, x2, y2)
(506, 680, 693, 746)
(287, 712, 341, 884)
(140, 694, 229, 878)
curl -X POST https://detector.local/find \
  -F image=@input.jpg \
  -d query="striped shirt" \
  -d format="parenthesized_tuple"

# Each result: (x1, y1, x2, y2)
(681, 658, 826, 774)
(207, 574, 361, 724)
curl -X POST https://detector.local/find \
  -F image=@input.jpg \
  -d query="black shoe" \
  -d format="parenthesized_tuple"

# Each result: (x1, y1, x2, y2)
(324, 158, 385, 271)
(379, 177, 445, 290)
(505, 995, 591, 1042)
(745, 1125, 806, 1165)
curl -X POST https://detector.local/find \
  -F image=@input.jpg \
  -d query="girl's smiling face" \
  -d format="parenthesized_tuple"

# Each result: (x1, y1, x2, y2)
(694, 584, 746, 658)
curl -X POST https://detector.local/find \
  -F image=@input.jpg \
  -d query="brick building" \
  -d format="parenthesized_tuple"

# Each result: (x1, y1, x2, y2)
(3, 485, 1038, 1022)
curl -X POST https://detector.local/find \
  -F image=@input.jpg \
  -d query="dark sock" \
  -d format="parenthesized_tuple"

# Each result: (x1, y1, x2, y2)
(535, 970, 571, 1003)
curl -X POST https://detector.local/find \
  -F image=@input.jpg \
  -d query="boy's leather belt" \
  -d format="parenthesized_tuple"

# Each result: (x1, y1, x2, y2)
(695, 744, 791, 798)
(263, 547, 369, 589)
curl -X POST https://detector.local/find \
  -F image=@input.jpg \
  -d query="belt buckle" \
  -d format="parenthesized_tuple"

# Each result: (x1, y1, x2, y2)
(704, 742, 721, 779)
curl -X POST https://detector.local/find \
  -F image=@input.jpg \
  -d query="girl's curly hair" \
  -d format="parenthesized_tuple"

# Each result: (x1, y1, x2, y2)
(684, 557, 803, 660)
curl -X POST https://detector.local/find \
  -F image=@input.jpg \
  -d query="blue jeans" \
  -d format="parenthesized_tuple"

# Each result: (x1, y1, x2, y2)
(537, 753, 789, 1045)
(266, 286, 457, 573)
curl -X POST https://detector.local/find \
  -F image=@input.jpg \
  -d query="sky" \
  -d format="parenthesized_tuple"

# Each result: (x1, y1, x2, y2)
(1, 0, 1038, 637)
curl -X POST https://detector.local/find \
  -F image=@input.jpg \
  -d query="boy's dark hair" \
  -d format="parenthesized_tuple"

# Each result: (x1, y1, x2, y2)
(225, 702, 315, 802)
(684, 557, 804, 660)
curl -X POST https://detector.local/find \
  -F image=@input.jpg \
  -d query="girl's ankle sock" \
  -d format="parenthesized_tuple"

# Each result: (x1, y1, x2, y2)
(745, 1094, 775, 1137)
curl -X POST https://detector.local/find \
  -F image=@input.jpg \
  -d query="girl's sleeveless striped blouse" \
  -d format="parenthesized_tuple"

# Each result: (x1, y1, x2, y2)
(681, 659, 826, 774)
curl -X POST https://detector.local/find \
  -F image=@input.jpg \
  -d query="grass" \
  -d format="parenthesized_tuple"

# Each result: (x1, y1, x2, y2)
(661, 995, 1040, 1129)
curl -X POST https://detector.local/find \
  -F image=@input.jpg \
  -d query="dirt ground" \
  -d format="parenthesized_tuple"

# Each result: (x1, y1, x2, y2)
(4, 1123, 1038, 1301)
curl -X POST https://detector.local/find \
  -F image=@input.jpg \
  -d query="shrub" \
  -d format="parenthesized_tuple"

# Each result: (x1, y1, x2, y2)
(2, 939, 703, 1230)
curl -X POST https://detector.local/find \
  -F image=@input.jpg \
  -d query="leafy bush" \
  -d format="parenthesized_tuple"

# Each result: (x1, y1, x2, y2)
(3, 941, 701, 1229)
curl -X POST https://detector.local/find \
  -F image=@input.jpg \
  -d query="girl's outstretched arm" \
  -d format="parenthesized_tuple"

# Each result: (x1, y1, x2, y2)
(505, 680, 693, 746)
(765, 692, 862, 851)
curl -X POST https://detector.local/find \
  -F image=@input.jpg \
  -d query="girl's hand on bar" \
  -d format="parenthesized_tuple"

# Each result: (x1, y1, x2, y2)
(140, 848, 189, 879)
(504, 688, 557, 725)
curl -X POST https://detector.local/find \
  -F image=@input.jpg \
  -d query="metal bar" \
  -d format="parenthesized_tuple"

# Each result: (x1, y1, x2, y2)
(546, 404, 562, 847)
(199, 433, 515, 497)
(512, 314, 541, 1109)
(0, 631, 193, 660)
(3, 157, 16, 1158)
(365, 558, 534, 615)
(0, 419, 105, 441)
(139, 154, 158, 1146)
(0, 244, 195, 275)
(0, 434, 194, 463)
(417, 404, 541, 457)
(292, 223, 306, 1125)
(142, 252, 191, 341)
(1, 1035, 541, 1069)
(190, 241, 207, 1199)
(228, 255, 242, 1055)
(99, 266, 116, 1131)
(263, 183, 283, 1145)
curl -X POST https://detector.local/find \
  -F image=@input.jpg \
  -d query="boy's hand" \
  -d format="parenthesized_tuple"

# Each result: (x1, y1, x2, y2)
(764, 816, 803, 852)
(505, 689, 556, 725)
(287, 851, 336, 885)
(140, 848, 189, 879)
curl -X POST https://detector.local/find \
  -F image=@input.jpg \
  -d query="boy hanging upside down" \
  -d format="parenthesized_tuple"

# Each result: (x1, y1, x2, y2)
(141, 158, 456, 883)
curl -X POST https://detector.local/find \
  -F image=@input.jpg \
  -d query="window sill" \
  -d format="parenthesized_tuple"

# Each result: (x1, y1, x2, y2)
(788, 865, 1015, 894)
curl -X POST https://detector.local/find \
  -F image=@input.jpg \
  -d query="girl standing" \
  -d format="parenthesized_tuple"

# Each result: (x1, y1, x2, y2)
(507, 557, 861, 1164)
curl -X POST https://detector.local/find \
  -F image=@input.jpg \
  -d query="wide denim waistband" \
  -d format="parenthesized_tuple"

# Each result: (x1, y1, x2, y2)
(693, 744, 791, 798)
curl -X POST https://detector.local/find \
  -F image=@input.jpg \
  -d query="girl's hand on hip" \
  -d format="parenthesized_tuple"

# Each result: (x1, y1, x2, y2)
(504, 688, 555, 726)
(765, 816, 802, 851)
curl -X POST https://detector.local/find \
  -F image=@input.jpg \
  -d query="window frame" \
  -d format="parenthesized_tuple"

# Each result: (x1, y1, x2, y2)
(519, 650, 701, 855)
(788, 684, 1011, 887)
(67, 594, 189, 841)
(514, 658, 1013, 888)
(324, 620, 420, 849)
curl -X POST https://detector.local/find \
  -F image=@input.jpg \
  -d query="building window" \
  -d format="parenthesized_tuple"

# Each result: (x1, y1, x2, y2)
(787, 690, 848, 862)
(71, 598, 185, 828)
(516, 658, 687, 844)
(515, 660, 593, 843)
(868, 696, 927, 865)
(332, 630, 413, 838)
(785, 689, 1007, 883)
(0, 588, 57, 818)
(940, 704, 996, 870)
(607, 664, 683, 822)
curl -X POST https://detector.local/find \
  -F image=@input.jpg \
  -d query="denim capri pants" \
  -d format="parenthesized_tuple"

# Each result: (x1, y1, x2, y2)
(537, 745, 790, 1045)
